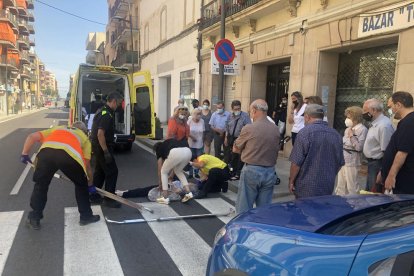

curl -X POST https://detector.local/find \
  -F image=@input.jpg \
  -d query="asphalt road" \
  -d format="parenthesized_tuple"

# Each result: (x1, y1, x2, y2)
(0, 108, 235, 276)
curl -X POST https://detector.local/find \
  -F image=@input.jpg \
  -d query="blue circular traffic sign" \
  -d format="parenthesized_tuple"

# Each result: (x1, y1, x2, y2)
(214, 39, 236, 65)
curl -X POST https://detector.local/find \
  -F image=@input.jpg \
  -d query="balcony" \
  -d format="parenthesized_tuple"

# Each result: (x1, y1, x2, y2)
(111, 50, 138, 67)
(30, 39, 35, 46)
(111, 17, 138, 46)
(0, 55, 19, 71)
(27, 11, 34, 22)
(19, 50, 30, 64)
(20, 65, 32, 78)
(17, 35, 30, 50)
(28, 24, 35, 34)
(18, 18, 29, 35)
(110, 0, 133, 19)
(200, 0, 262, 30)
(27, 0, 34, 9)
(0, 10, 19, 33)
(3, 0, 17, 11)
(16, 0, 29, 16)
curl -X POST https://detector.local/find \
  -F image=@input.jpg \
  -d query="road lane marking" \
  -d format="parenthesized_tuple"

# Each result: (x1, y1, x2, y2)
(134, 140, 153, 154)
(140, 202, 211, 276)
(195, 198, 235, 224)
(64, 206, 123, 276)
(10, 153, 37, 195)
(0, 211, 24, 275)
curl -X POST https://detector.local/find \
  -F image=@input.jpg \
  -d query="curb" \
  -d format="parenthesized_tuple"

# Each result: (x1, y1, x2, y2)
(0, 108, 47, 124)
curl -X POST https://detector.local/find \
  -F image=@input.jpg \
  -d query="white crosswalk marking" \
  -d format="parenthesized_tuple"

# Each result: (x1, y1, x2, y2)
(64, 206, 123, 276)
(10, 153, 37, 195)
(0, 211, 24, 275)
(195, 198, 235, 224)
(140, 202, 212, 276)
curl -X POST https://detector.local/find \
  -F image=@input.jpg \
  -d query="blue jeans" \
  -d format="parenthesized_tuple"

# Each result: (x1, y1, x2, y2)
(189, 148, 204, 176)
(236, 164, 277, 214)
(366, 159, 382, 192)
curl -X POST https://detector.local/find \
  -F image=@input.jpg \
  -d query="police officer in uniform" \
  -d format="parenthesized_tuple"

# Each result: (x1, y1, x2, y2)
(90, 92, 122, 208)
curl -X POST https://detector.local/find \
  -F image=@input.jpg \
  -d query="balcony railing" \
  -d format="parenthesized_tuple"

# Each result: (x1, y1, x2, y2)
(0, 10, 19, 31)
(200, 0, 261, 29)
(27, 11, 34, 22)
(17, 35, 29, 47)
(0, 55, 19, 69)
(28, 24, 35, 34)
(19, 50, 29, 64)
(110, 0, 132, 19)
(111, 17, 138, 45)
(111, 50, 138, 67)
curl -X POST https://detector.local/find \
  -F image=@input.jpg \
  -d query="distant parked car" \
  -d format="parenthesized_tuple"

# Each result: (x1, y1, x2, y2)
(44, 100, 51, 107)
(207, 194, 414, 276)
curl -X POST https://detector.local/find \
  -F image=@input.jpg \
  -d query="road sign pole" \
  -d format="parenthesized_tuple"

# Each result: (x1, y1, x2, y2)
(218, 0, 226, 101)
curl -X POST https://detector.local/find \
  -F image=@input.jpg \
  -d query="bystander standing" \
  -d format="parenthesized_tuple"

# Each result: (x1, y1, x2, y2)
(187, 108, 205, 178)
(289, 104, 344, 198)
(288, 91, 307, 145)
(209, 100, 230, 159)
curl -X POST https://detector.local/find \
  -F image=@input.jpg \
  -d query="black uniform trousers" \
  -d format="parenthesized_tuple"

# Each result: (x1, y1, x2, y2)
(199, 167, 230, 197)
(92, 144, 118, 194)
(29, 148, 93, 220)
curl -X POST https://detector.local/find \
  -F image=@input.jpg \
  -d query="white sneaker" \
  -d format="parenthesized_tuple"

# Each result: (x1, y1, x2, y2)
(115, 190, 128, 197)
(156, 197, 170, 205)
(181, 192, 193, 203)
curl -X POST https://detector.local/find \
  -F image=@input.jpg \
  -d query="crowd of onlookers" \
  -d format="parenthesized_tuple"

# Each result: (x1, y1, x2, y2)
(156, 91, 414, 214)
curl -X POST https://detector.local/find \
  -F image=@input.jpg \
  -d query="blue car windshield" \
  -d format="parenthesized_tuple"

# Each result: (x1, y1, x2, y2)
(317, 200, 414, 236)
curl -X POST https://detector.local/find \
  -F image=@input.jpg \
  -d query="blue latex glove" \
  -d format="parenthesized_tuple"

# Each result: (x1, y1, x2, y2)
(88, 185, 97, 194)
(20, 154, 32, 164)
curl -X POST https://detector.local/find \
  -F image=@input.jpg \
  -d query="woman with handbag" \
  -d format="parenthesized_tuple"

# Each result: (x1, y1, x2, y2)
(224, 100, 251, 180)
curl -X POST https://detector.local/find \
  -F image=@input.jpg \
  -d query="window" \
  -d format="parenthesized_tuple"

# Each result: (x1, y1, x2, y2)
(180, 69, 195, 108)
(160, 7, 167, 42)
(369, 250, 414, 276)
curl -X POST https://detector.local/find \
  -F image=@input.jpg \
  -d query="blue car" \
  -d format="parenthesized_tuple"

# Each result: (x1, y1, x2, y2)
(207, 194, 414, 276)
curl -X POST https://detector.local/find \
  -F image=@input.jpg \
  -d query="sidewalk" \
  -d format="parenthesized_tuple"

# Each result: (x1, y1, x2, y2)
(137, 125, 295, 201)
(0, 107, 46, 123)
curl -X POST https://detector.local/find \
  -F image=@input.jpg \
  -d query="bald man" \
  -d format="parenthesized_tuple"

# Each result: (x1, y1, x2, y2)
(233, 99, 280, 214)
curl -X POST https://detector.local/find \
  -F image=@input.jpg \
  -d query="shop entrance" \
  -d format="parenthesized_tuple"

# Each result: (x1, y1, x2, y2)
(334, 44, 397, 133)
(266, 63, 290, 116)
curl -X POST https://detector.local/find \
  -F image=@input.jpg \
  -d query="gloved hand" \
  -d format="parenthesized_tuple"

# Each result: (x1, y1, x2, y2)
(20, 154, 32, 164)
(88, 185, 97, 194)
(103, 150, 113, 164)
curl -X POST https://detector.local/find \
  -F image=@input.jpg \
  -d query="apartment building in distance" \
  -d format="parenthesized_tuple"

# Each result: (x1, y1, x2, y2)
(0, 0, 38, 114)
(85, 32, 106, 65)
(199, 0, 414, 152)
(105, 0, 139, 72)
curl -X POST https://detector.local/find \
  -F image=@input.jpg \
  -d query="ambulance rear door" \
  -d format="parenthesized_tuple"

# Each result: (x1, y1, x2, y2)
(131, 71, 155, 138)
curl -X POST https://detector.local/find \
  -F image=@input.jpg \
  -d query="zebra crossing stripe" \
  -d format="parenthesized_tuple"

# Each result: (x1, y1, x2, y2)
(195, 198, 235, 224)
(63, 206, 123, 276)
(140, 202, 211, 276)
(0, 211, 24, 275)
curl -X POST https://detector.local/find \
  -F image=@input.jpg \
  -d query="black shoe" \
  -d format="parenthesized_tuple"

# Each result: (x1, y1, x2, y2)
(103, 199, 121, 208)
(26, 218, 41, 230)
(79, 215, 100, 226)
(90, 193, 103, 204)
(222, 182, 228, 193)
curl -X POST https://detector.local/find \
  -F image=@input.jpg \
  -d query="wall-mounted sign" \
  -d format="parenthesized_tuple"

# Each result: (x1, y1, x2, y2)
(358, 1, 414, 38)
(211, 50, 240, 76)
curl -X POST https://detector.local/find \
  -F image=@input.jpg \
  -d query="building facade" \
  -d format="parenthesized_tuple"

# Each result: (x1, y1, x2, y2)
(138, 0, 202, 123)
(85, 32, 106, 65)
(199, 0, 414, 151)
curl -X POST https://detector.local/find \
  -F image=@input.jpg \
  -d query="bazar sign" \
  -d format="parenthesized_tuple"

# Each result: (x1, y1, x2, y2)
(359, 1, 414, 38)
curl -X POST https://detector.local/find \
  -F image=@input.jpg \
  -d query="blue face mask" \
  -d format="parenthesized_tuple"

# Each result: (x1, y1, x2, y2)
(217, 108, 224, 114)
(233, 111, 241, 116)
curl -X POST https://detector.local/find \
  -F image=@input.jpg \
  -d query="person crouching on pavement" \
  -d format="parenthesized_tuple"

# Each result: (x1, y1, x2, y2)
(190, 154, 230, 199)
(154, 139, 194, 204)
(20, 121, 100, 230)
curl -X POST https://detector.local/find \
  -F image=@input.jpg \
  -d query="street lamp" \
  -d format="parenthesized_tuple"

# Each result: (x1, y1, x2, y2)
(113, 14, 135, 74)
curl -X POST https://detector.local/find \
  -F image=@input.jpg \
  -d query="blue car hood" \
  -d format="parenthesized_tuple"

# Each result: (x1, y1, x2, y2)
(234, 194, 414, 232)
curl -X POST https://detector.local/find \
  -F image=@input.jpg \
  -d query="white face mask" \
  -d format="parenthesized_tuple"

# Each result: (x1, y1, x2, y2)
(178, 114, 185, 120)
(345, 118, 353, 128)
(233, 111, 240, 116)
(178, 103, 184, 107)
(217, 108, 224, 114)
(388, 108, 393, 116)
(202, 105, 209, 110)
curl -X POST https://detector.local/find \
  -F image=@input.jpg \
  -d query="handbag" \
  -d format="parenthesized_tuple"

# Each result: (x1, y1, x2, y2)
(278, 120, 285, 134)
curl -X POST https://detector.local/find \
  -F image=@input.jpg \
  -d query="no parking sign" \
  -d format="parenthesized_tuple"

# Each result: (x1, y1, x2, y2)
(214, 39, 236, 65)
